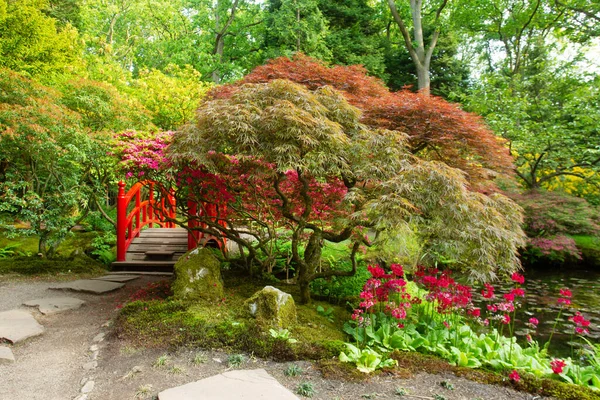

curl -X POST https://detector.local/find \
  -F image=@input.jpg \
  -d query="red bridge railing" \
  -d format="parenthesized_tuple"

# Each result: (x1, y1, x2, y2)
(116, 180, 176, 262)
(116, 180, 227, 262)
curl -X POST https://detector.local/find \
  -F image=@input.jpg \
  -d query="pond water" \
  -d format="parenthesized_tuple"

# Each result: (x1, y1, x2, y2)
(491, 268, 600, 358)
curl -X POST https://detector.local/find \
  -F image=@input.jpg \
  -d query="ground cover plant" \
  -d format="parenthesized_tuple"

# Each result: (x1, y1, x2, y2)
(340, 263, 600, 396)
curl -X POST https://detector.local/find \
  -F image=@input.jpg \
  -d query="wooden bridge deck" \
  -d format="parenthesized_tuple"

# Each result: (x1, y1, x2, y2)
(111, 228, 188, 272)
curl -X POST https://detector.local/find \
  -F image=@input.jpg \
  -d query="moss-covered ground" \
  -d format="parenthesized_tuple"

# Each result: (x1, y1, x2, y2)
(0, 230, 107, 276)
(114, 270, 348, 361)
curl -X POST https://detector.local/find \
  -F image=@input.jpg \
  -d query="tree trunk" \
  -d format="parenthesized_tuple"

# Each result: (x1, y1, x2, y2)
(297, 230, 323, 304)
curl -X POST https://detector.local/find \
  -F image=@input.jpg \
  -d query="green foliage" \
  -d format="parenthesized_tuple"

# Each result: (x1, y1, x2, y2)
(131, 65, 211, 130)
(0, 0, 82, 78)
(227, 353, 246, 368)
(59, 78, 154, 132)
(284, 363, 303, 376)
(269, 328, 298, 343)
(265, 0, 331, 60)
(316, 305, 334, 322)
(295, 382, 316, 398)
(0, 70, 114, 256)
(339, 342, 397, 373)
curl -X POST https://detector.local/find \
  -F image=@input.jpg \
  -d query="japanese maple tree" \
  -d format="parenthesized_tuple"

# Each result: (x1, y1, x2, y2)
(168, 79, 525, 303)
(212, 54, 514, 190)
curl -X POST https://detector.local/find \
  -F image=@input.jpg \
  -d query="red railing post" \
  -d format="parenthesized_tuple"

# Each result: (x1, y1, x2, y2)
(116, 181, 127, 262)
(188, 200, 198, 250)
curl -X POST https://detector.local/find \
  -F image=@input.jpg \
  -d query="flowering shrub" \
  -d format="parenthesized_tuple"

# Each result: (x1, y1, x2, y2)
(341, 264, 600, 391)
(525, 235, 582, 263)
(113, 130, 173, 178)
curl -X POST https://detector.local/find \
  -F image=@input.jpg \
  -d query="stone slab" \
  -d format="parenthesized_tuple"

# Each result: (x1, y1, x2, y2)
(49, 280, 124, 294)
(158, 369, 300, 400)
(23, 297, 86, 315)
(0, 310, 44, 343)
(0, 346, 15, 364)
(91, 275, 140, 283)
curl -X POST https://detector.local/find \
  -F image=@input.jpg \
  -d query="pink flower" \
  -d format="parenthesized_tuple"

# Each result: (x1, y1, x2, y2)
(511, 273, 525, 284)
(529, 317, 539, 326)
(511, 288, 525, 297)
(559, 288, 572, 298)
(503, 293, 515, 302)
(550, 359, 566, 374)
(557, 298, 572, 306)
(509, 370, 520, 382)
(502, 314, 511, 325)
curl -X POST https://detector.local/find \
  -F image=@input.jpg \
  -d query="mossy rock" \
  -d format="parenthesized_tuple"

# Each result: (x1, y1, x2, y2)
(172, 248, 224, 303)
(244, 286, 297, 329)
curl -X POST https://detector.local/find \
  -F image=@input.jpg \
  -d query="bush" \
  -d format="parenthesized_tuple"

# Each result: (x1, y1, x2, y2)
(514, 190, 600, 236)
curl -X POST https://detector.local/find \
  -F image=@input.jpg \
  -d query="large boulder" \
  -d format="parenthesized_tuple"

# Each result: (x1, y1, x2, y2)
(172, 248, 224, 302)
(244, 286, 297, 329)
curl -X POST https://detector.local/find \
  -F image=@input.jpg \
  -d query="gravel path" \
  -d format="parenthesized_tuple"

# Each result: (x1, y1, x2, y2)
(0, 275, 162, 400)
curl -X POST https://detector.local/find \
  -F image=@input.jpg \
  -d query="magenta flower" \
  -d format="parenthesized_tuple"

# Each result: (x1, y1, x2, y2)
(550, 359, 566, 374)
(528, 317, 539, 326)
(509, 370, 520, 382)
(559, 288, 572, 298)
(511, 272, 525, 284)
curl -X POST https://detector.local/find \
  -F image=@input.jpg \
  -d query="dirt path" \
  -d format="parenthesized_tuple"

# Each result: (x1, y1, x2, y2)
(0, 277, 550, 400)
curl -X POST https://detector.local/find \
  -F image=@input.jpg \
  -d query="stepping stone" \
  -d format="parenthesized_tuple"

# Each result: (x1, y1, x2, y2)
(49, 280, 124, 294)
(23, 297, 86, 315)
(158, 369, 300, 400)
(0, 310, 44, 343)
(0, 346, 15, 364)
(91, 275, 140, 283)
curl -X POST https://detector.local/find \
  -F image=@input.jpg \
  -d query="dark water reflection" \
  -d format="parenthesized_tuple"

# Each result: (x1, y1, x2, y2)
(486, 269, 600, 358)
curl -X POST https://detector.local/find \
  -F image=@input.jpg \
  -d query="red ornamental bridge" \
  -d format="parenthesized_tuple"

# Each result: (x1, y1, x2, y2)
(113, 180, 225, 271)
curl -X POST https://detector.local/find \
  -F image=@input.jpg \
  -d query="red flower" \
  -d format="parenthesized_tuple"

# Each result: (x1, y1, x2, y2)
(511, 272, 525, 284)
(503, 293, 515, 302)
(550, 359, 566, 374)
(528, 317, 539, 326)
(481, 283, 495, 299)
(367, 265, 386, 278)
(511, 288, 525, 297)
(443, 321, 450, 329)
(502, 314, 511, 324)
(509, 370, 521, 382)
(468, 308, 481, 317)
(390, 264, 404, 277)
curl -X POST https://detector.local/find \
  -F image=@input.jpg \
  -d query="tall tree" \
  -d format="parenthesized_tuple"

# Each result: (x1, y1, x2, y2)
(0, 0, 81, 78)
(264, 0, 331, 60)
(386, 0, 450, 94)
